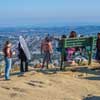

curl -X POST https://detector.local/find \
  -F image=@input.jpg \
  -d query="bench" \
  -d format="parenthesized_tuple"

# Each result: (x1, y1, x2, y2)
(58, 36, 97, 70)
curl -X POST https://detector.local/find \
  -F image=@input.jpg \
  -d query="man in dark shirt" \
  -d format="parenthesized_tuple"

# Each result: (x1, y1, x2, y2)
(18, 43, 28, 73)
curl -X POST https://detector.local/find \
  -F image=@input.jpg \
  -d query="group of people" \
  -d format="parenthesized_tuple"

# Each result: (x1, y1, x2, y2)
(60, 32, 100, 65)
(61, 31, 78, 63)
(3, 40, 29, 80)
(3, 35, 53, 80)
(2, 31, 100, 80)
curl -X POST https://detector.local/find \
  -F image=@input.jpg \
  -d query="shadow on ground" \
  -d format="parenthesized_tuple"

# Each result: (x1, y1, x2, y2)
(70, 67, 100, 76)
(36, 68, 58, 75)
(85, 76, 100, 81)
(83, 96, 100, 100)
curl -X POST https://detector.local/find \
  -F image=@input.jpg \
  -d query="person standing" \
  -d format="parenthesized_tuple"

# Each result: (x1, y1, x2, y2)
(3, 41, 12, 80)
(41, 37, 53, 69)
(95, 32, 100, 63)
(18, 42, 28, 74)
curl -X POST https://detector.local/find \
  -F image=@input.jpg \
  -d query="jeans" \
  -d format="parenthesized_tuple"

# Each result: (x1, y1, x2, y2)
(5, 57, 12, 80)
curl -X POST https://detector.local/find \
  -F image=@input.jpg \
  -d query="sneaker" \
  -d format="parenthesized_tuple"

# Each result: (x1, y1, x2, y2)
(40, 67, 46, 71)
(18, 72, 24, 77)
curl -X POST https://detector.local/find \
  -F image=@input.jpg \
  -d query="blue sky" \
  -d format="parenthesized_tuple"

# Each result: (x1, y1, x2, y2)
(0, 0, 100, 27)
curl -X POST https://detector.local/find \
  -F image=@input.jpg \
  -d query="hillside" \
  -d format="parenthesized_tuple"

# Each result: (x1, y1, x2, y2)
(0, 67, 100, 100)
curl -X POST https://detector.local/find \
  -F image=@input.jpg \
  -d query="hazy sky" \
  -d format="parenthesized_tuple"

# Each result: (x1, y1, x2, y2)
(0, 0, 100, 27)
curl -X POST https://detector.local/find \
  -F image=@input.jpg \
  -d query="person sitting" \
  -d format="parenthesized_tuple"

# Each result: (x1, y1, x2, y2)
(66, 31, 77, 64)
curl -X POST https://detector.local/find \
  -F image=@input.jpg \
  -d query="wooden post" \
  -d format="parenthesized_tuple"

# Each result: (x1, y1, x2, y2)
(88, 37, 94, 65)
(60, 39, 65, 70)
(60, 53, 63, 70)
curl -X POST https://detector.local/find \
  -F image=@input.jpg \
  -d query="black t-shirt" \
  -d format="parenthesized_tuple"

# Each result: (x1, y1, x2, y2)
(18, 43, 27, 61)
(96, 39, 100, 51)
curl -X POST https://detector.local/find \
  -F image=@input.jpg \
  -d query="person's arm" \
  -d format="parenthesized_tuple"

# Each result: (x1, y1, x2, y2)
(41, 42, 43, 54)
(49, 42, 53, 53)
(96, 40, 98, 48)
(12, 51, 16, 55)
(7, 48, 12, 57)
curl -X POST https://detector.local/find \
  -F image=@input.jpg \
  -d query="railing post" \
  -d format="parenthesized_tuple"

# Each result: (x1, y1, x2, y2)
(88, 37, 94, 65)
(60, 39, 65, 70)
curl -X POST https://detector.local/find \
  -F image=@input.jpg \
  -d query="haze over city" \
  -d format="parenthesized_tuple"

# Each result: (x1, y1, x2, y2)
(0, 0, 100, 27)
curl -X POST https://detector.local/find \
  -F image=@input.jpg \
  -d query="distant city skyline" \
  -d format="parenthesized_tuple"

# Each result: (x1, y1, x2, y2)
(0, 0, 100, 27)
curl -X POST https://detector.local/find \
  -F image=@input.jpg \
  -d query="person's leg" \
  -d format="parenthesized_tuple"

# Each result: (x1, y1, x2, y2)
(20, 60, 24, 72)
(67, 53, 71, 61)
(49, 52, 52, 64)
(98, 52, 100, 64)
(5, 58, 12, 80)
(46, 52, 50, 69)
(25, 60, 28, 72)
(5, 58, 9, 80)
(42, 52, 47, 68)
(95, 51, 100, 64)
(7, 58, 12, 79)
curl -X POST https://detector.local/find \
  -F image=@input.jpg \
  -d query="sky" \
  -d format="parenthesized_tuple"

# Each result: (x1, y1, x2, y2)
(0, 0, 100, 27)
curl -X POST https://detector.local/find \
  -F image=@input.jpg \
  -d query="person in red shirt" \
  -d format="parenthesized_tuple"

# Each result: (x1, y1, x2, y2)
(3, 41, 12, 80)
